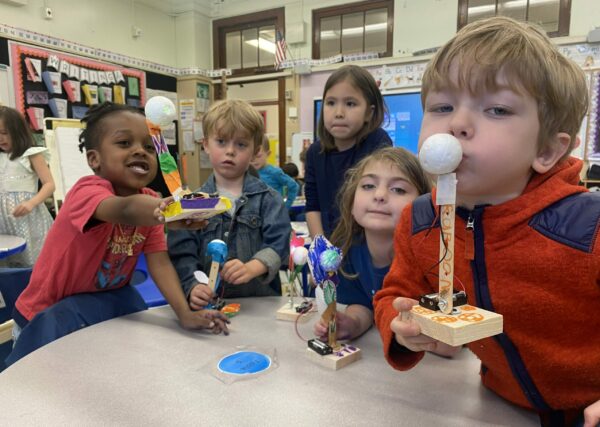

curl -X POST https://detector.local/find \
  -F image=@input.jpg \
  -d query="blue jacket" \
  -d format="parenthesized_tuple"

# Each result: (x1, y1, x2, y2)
(258, 164, 299, 209)
(304, 128, 392, 237)
(168, 172, 291, 298)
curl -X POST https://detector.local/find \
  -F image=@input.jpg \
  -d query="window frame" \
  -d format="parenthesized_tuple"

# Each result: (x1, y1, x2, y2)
(312, 0, 394, 59)
(213, 8, 285, 76)
(457, 0, 572, 37)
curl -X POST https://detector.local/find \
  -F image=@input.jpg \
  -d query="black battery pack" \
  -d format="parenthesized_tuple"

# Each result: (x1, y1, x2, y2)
(308, 338, 333, 356)
(419, 291, 468, 311)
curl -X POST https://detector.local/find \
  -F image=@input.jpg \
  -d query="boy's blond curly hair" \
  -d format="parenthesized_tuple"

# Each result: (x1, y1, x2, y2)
(202, 99, 265, 154)
(422, 16, 588, 161)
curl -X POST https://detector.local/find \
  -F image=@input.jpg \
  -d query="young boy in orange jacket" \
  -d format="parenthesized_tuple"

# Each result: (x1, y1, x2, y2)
(373, 16, 599, 427)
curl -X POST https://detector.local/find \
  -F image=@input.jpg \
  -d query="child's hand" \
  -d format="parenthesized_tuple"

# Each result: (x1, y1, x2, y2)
(313, 318, 328, 341)
(390, 297, 460, 356)
(154, 197, 207, 230)
(178, 309, 230, 335)
(12, 201, 34, 217)
(221, 259, 264, 285)
(189, 283, 215, 310)
(584, 399, 600, 427)
(314, 311, 358, 341)
(332, 311, 359, 341)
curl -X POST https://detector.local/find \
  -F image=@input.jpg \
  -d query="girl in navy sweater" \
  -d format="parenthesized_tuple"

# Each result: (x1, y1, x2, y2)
(304, 65, 392, 237)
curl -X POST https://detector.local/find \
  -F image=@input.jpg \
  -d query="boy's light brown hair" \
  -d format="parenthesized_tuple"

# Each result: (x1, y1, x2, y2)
(260, 135, 270, 153)
(202, 99, 265, 154)
(421, 16, 588, 162)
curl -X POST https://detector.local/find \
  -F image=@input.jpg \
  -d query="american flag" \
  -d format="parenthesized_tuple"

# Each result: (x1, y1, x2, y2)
(275, 30, 287, 69)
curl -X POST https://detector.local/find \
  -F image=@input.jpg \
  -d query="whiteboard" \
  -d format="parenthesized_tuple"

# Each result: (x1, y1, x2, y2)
(43, 119, 87, 211)
(0, 64, 15, 107)
(55, 127, 90, 195)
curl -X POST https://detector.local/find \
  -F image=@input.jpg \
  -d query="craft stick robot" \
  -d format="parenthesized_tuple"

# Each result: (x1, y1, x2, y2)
(145, 96, 188, 199)
(412, 134, 503, 346)
(207, 239, 228, 294)
(306, 235, 361, 370)
(307, 235, 342, 348)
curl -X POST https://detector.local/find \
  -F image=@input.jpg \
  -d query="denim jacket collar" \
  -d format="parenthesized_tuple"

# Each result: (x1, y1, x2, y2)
(200, 172, 270, 198)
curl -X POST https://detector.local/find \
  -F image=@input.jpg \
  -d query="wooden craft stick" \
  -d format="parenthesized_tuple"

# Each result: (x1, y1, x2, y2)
(439, 203, 455, 314)
(207, 261, 220, 292)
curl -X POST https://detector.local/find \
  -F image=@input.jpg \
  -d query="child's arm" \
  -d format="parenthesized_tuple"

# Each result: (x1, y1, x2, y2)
(303, 146, 324, 236)
(313, 304, 373, 341)
(306, 212, 324, 237)
(584, 399, 600, 427)
(277, 169, 299, 209)
(390, 297, 460, 357)
(146, 251, 229, 334)
(95, 194, 205, 230)
(12, 153, 55, 217)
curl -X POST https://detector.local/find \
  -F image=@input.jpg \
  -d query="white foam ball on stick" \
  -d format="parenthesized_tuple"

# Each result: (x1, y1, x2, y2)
(145, 96, 176, 127)
(292, 246, 309, 266)
(418, 133, 463, 175)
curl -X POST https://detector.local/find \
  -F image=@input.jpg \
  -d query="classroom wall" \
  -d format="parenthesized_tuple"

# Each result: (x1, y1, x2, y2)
(2, 0, 599, 71)
(209, 0, 600, 63)
(0, 0, 178, 66)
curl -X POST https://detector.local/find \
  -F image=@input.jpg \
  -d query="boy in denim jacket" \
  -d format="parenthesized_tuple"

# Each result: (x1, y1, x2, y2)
(168, 100, 291, 307)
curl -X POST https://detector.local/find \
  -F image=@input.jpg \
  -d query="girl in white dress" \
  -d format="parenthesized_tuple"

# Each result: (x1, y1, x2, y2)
(0, 106, 54, 267)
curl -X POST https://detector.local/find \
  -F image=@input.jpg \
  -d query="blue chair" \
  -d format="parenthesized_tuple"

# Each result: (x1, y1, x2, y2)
(5, 285, 147, 368)
(131, 254, 167, 307)
(0, 267, 32, 372)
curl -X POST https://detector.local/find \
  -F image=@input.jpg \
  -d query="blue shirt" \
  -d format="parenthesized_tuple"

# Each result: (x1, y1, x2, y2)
(257, 164, 299, 209)
(304, 128, 392, 237)
(337, 243, 389, 311)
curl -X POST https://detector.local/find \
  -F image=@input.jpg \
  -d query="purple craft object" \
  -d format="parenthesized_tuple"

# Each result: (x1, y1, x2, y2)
(307, 235, 342, 286)
(180, 197, 220, 210)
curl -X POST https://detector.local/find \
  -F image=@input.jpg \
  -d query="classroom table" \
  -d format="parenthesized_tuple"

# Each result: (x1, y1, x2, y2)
(0, 297, 538, 426)
(0, 234, 26, 259)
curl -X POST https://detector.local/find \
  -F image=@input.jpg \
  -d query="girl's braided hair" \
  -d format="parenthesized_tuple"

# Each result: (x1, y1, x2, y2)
(78, 102, 143, 153)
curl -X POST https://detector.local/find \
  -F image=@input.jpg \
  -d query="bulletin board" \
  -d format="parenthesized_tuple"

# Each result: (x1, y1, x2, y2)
(10, 41, 145, 134)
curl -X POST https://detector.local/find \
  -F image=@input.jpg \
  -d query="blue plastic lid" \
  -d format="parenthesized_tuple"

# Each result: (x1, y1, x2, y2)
(217, 351, 271, 375)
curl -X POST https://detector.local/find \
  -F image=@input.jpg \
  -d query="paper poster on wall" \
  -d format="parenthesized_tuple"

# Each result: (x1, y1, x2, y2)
(59, 60, 70, 75)
(128, 77, 139, 96)
(80, 68, 89, 82)
(46, 55, 60, 70)
(89, 70, 99, 84)
(24, 57, 42, 82)
(68, 64, 80, 80)
(183, 130, 195, 152)
(179, 99, 195, 130)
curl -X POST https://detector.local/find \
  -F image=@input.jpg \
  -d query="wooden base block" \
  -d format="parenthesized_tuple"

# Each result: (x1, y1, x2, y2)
(276, 304, 313, 322)
(305, 345, 361, 370)
(411, 304, 503, 347)
(0, 319, 14, 344)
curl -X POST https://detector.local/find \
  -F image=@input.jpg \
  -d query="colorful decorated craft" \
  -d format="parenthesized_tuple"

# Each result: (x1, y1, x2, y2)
(276, 232, 311, 322)
(145, 96, 186, 199)
(162, 192, 231, 223)
(307, 235, 342, 348)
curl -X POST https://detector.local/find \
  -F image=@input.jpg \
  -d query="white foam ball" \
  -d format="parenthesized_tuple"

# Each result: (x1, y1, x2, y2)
(292, 246, 309, 266)
(145, 96, 176, 127)
(418, 133, 463, 175)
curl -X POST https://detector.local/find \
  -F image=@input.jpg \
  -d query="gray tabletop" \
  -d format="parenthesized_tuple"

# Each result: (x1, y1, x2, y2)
(0, 297, 538, 426)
